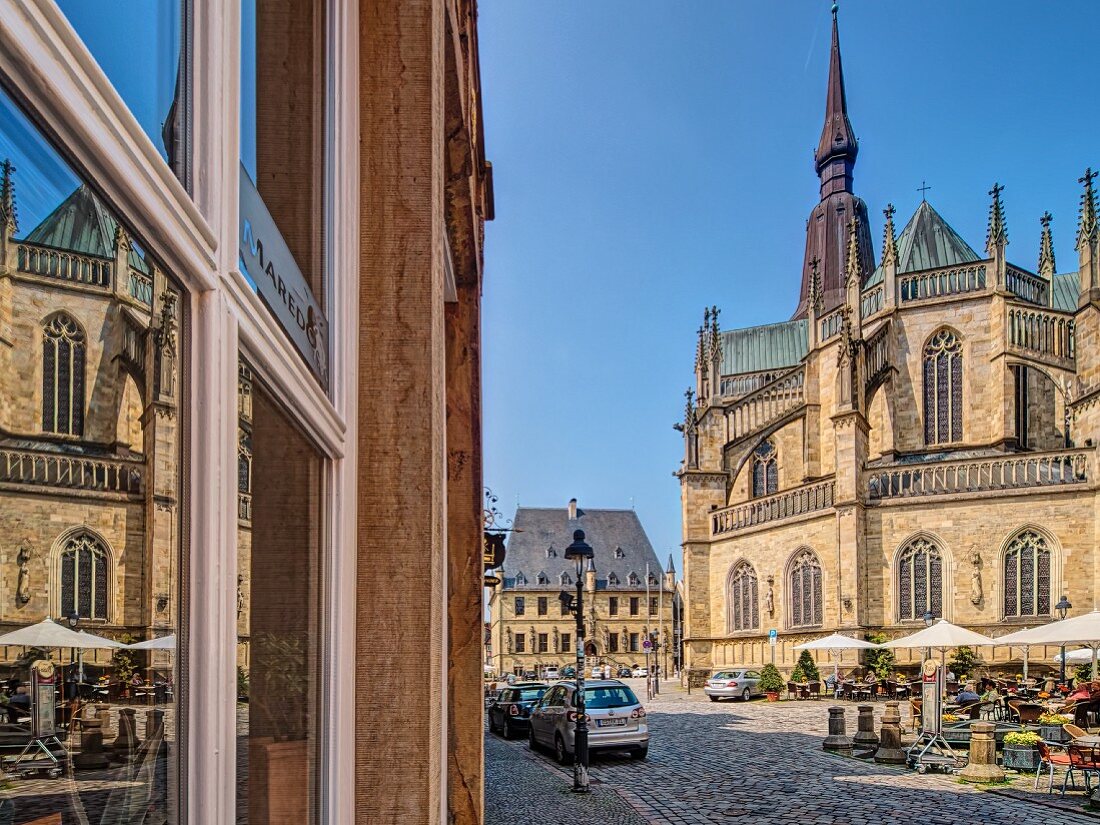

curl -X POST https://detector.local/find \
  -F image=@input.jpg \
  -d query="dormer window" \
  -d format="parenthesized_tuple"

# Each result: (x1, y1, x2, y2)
(614, 547, 625, 559)
(546, 546, 556, 558)
(515, 572, 526, 586)
(560, 571, 572, 586)
(628, 572, 639, 586)
(647, 573, 658, 586)
(608, 573, 620, 586)
(536, 572, 549, 586)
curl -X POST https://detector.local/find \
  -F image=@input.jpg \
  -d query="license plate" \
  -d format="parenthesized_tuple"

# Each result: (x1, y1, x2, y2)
(597, 718, 626, 727)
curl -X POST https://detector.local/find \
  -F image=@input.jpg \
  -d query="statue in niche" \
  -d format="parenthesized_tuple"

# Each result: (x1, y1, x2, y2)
(764, 576, 775, 618)
(237, 574, 245, 618)
(969, 549, 983, 606)
(16, 544, 31, 606)
(155, 289, 178, 399)
(602, 626, 610, 652)
(529, 626, 537, 653)
(506, 629, 513, 654)
(553, 626, 560, 652)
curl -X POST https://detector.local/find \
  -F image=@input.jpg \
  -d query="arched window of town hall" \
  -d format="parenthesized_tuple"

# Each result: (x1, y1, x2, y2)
(751, 440, 778, 498)
(897, 537, 943, 621)
(727, 560, 759, 632)
(788, 549, 822, 628)
(923, 329, 962, 445)
(1004, 530, 1052, 618)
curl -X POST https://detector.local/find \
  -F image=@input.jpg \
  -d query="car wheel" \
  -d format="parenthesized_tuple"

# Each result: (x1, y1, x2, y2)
(554, 734, 572, 765)
(632, 746, 648, 760)
(503, 718, 515, 739)
(528, 726, 538, 751)
(708, 695, 719, 702)
(742, 688, 751, 702)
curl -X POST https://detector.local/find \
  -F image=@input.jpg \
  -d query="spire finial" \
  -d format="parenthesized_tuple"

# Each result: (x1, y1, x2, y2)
(707, 306, 721, 362)
(808, 255, 822, 312)
(1038, 211, 1056, 278)
(844, 214, 864, 289)
(1078, 167, 1099, 250)
(986, 182, 1008, 253)
(0, 158, 17, 233)
(814, 2, 857, 185)
(882, 203, 897, 265)
(917, 181, 931, 202)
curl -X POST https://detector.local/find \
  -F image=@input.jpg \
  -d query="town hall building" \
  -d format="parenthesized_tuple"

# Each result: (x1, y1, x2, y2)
(677, 7, 1100, 678)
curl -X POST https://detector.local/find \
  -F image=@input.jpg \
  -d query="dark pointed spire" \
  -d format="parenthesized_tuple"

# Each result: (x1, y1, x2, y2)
(986, 182, 1008, 253)
(882, 204, 897, 266)
(666, 553, 675, 575)
(844, 214, 865, 289)
(815, 3, 858, 197)
(0, 158, 16, 233)
(1078, 167, 1099, 250)
(1038, 211, 1055, 278)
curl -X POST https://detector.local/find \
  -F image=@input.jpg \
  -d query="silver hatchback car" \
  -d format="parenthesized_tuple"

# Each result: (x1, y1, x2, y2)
(703, 669, 763, 702)
(528, 680, 648, 762)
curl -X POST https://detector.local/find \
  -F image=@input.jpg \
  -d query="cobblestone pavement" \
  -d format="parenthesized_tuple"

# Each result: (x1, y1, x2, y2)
(487, 680, 1100, 825)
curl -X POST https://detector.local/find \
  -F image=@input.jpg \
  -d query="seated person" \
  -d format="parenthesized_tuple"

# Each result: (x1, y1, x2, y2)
(957, 683, 981, 704)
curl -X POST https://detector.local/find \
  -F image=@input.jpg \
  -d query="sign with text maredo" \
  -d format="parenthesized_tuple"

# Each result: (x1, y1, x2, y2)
(239, 164, 329, 390)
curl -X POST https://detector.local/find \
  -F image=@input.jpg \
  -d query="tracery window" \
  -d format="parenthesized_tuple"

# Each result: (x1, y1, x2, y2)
(59, 532, 109, 620)
(923, 330, 963, 445)
(238, 430, 252, 493)
(751, 441, 778, 498)
(897, 537, 943, 621)
(42, 313, 86, 436)
(788, 549, 823, 628)
(1004, 530, 1052, 618)
(727, 561, 759, 632)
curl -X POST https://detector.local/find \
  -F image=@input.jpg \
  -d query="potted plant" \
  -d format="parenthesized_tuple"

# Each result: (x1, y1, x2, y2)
(794, 650, 821, 683)
(1002, 729, 1042, 772)
(759, 663, 784, 701)
(1038, 712, 1072, 743)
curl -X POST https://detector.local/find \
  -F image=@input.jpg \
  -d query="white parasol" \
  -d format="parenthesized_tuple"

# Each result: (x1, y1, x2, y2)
(880, 619, 996, 650)
(793, 633, 880, 686)
(126, 634, 176, 650)
(996, 610, 1100, 680)
(0, 618, 121, 649)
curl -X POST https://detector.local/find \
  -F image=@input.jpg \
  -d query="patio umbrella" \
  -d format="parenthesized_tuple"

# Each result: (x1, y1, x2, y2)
(793, 633, 880, 686)
(126, 634, 176, 650)
(880, 619, 996, 651)
(0, 617, 120, 649)
(995, 610, 1100, 680)
(1054, 648, 1095, 663)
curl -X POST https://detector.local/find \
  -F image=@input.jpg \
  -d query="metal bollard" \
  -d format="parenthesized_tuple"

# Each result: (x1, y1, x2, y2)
(853, 704, 879, 749)
(958, 721, 1005, 783)
(823, 706, 853, 752)
(875, 701, 907, 764)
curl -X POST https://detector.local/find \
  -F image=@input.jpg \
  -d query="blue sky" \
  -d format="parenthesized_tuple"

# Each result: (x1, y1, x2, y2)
(478, 0, 1100, 574)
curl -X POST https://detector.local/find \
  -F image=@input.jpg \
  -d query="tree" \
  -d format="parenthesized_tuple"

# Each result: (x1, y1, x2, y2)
(759, 663, 785, 694)
(795, 649, 821, 682)
(947, 646, 981, 680)
(863, 632, 896, 679)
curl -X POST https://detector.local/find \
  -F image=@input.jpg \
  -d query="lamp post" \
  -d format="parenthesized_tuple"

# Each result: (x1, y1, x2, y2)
(66, 612, 80, 700)
(1056, 595, 1072, 689)
(562, 529, 593, 793)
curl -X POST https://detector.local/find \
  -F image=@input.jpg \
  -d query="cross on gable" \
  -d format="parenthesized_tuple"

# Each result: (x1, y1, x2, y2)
(1080, 167, 1098, 186)
(917, 181, 931, 200)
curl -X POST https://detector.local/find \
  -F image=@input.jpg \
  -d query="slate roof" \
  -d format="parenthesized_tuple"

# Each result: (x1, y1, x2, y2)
(23, 185, 150, 275)
(502, 504, 667, 592)
(1052, 272, 1079, 312)
(720, 319, 808, 377)
(868, 200, 980, 286)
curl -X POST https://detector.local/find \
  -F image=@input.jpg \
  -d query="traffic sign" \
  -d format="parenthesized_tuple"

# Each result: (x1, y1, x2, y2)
(768, 629, 777, 646)
(642, 639, 652, 649)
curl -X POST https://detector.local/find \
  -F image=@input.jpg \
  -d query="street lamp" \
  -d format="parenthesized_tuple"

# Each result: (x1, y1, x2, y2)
(1057, 595, 1072, 689)
(562, 529, 593, 793)
(66, 612, 80, 700)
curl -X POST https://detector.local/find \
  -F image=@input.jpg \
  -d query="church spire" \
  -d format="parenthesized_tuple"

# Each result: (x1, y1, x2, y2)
(814, 3, 858, 197)
(881, 204, 897, 267)
(986, 182, 1008, 254)
(1078, 167, 1099, 251)
(1038, 211, 1055, 279)
(0, 159, 16, 234)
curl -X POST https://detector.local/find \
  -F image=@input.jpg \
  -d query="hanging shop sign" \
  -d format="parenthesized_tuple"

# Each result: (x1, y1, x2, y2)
(239, 164, 329, 390)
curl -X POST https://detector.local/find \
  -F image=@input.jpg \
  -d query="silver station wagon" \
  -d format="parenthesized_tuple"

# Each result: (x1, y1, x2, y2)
(703, 669, 763, 702)
(528, 680, 649, 762)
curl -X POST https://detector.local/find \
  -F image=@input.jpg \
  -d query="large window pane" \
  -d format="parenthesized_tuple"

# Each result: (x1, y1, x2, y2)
(236, 361, 324, 824)
(0, 83, 183, 823)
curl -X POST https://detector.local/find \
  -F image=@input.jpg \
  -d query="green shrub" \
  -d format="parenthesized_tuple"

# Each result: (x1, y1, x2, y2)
(795, 650, 821, 682)
(1004, 730, 1041, 747)
(790, 664, 806, 683)
(947, 646, 981, 680)
(863, 632, 896, 679)
(758, 663, 785, 693)
(1075, 662, 1096, 683)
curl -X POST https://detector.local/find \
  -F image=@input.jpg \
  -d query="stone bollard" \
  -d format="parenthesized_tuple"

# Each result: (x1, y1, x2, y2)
(823, 706, 853, 752)
(853, 704, 879, 749)
(959, 721, 1005, 783)
(875, 702, 907, 764)
(111, 707, 141, 758)
(94, 703, 111, 731)
(73, 713, 110, 770)
(144, 708, 165, 742)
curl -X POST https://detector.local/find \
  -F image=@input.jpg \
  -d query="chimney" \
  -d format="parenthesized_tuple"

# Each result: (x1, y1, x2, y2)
(567, 498, 577, 520)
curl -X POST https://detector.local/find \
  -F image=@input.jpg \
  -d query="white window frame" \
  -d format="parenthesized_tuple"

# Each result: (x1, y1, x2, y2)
(0, 2, 359, 823)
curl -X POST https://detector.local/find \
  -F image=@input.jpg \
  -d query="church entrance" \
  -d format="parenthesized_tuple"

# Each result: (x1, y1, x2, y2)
(584, 641, 598, 657)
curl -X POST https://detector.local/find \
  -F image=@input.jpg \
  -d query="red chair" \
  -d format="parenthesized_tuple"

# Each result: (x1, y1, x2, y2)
(1035, 740, 1073, 794)
(1064, 745, 1100, 797)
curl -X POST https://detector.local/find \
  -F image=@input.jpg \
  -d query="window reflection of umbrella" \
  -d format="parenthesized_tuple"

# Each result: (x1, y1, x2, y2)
(0, 618, 121, 649)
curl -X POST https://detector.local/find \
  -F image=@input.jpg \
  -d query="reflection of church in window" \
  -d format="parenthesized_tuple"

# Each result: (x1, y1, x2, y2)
(0, 158, 219, 660)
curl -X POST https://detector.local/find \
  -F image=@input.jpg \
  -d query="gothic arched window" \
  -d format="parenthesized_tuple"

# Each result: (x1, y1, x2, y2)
(42, 313, 86, 436)
(727, 561, 759, 632)
(59, 532, 109, 620)
(923, 330, 963, 445)
(1004, 529, 1052, 618)
(238, 429, 252, 493)
(897, 537, 943, 621)
(751, 441, 778, 498)
(788, 549, 823, 628)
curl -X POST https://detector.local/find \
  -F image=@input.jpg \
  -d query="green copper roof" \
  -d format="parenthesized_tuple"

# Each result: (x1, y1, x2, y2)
(1052, 271, 1079, 312)
(23, 185, 149, 275)
(721, 319, 808, 376)
(868, 200, 980, 286)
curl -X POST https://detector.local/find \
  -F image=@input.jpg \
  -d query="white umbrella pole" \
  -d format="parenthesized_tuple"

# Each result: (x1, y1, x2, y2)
(1093, 645, 1098, 682)
(1023, 646, 1029, 683)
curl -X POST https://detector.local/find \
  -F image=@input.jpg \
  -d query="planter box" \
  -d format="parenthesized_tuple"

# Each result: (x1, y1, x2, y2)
(1003, 745, 1041, 772)
(1041, 725, 1070, 743)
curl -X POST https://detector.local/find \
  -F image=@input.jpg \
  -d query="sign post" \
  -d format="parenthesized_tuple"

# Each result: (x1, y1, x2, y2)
(769, 629, 777, 666)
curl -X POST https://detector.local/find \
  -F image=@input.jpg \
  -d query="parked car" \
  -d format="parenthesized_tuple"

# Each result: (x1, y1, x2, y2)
(631, 667, 648, 678)
(616, 666, 632, 678)
(543, 667, 560, 680)
(560, 665, 576, 678)
(528, 680, 648, 762)
(488, 682, 548, 739)
(703, 669, 764, 702)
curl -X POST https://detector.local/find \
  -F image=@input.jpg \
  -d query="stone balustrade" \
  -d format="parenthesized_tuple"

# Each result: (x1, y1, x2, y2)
(719, 369, 787, 400)
(1005, 265, 1049, 306)
(899, 262, 986, 303)
(860, 284, 885, 318)
(867, 449, 1089, 501)
(0, 447, 143, 495)
(725, 367, 805, 445)
(129, 269, 153, 305)
(17, 242, 112, 289)
(819, 308, 844, 341)
(1007, 305, 1075, 363)
(712, 477, 835, 536)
